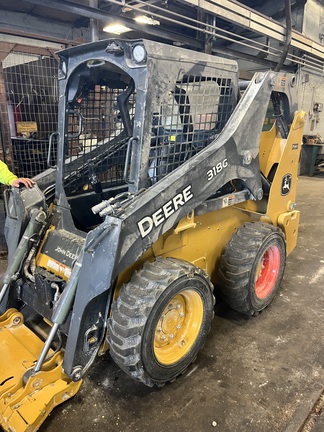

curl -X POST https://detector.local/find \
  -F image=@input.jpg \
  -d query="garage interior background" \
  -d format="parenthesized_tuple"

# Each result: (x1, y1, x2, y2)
(0, 0, 324, 255)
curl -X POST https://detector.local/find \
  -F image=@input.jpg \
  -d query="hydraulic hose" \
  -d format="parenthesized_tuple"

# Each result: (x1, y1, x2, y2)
(0, 208, 47, 305)
(274, 0, 292, 72)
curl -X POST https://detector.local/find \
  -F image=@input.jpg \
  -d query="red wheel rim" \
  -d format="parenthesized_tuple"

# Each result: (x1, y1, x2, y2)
(254, 245, 281, 299)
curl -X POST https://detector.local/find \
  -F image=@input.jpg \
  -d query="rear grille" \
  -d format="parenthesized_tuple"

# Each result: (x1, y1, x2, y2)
(148, 76, 236, 184)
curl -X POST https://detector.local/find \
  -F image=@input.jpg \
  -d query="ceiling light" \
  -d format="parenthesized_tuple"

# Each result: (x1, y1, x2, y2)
(103, 23, 132, 35)
(134, 15, 160, 26)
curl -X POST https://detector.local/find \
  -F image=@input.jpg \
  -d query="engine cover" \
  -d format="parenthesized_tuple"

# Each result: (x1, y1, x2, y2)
(36, 228, 85, 280)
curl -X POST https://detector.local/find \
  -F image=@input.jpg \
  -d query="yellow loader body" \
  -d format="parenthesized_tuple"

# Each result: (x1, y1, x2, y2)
(0, 37, 306, 432)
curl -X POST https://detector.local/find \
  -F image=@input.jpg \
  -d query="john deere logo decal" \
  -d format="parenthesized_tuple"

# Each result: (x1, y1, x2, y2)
(281, 174, 292, 196)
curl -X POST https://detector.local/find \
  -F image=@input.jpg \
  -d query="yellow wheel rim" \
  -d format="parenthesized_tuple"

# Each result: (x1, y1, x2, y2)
(154, 289, 204, 365)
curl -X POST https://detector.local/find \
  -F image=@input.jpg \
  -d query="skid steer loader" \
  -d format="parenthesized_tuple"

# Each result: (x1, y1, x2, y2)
(0, 38, 305, 431)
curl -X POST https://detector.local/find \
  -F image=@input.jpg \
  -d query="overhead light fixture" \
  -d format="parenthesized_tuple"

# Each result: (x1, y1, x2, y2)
(103, 23, 132, 35)
(134, 15, 160, 26)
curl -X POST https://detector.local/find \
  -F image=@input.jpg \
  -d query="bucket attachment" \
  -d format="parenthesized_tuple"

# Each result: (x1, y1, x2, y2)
(0, 309, 82, 432)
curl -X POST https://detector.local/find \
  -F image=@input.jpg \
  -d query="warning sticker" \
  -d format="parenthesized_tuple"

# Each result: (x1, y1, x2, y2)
(222, 194, 235, 207)
(47, 258, 71, 278)
(16, 121, 38, 134)
(279, 75, 287, 87)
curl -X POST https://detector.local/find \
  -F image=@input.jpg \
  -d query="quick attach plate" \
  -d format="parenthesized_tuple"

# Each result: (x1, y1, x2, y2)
(0, 309, 81, 432)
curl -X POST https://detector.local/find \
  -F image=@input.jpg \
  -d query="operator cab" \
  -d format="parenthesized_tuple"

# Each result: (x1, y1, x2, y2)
(56, 39, 238, 231)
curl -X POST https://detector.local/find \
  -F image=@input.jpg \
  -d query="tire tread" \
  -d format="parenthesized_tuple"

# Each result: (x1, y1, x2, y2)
(108, 257, 214, 386)
(218, 222, 285, 315)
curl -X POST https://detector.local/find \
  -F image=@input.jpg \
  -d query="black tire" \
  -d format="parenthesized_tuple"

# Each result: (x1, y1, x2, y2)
(107, 257, 215, 387)
(217, 222, 286, 315)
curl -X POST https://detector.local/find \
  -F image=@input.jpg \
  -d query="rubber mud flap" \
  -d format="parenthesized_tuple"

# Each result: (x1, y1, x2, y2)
(0, 309, 82, 432)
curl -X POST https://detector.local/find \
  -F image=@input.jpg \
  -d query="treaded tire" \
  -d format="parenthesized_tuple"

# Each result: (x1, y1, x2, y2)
(107, 257, 215, 387)
(218, 222, 286, 315)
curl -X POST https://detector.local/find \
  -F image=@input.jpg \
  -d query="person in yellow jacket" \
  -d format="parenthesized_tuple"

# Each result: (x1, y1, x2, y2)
(0, 160, 34, 188)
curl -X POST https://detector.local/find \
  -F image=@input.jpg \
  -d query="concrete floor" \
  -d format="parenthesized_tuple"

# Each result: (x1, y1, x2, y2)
(1, 174, 324, 432)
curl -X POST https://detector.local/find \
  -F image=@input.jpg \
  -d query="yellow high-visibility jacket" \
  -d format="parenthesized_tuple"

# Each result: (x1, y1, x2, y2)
(0, 160, 17, 186)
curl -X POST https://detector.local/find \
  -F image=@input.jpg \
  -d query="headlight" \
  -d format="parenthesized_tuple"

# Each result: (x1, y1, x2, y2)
(59, 59, 67, 79)
(132, 44, 146, 63)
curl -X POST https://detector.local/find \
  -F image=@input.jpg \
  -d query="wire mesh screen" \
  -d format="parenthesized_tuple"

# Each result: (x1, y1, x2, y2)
(1, 50, 58, 178)
(3, 52, 58, 177)
(0, 43, 59, 255)
(148, 76, 236, 184)
(64, 81, 135, 197)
